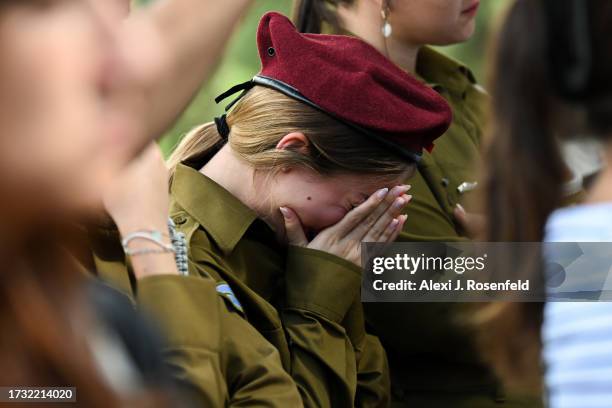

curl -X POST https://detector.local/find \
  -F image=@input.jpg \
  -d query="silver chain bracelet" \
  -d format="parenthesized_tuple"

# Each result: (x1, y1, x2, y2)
(121, 220, 189, 276)
(121, 230, 175, 256)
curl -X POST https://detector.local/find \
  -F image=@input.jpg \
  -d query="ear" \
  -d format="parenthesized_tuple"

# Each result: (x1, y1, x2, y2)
(276, 132, 310, 154)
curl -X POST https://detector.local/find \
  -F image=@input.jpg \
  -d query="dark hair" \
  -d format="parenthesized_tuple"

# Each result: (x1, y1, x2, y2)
(0, 227, 174, 407)
(545, 0, 612, 133)
(0, 230, 121, 407)
(485, 0, 567, 244)
(293, 0, 353, 33)
(478, 0, 612, 392)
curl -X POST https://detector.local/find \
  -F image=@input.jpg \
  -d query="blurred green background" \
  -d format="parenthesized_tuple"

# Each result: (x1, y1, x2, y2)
(136, 0, 511, 156)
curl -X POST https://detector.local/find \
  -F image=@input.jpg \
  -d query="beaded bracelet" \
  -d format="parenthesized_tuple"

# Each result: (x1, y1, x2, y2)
(168, 218, 189, 276)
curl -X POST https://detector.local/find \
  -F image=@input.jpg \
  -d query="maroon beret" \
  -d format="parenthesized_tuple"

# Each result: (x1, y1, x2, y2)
(215, 12, 452, 162)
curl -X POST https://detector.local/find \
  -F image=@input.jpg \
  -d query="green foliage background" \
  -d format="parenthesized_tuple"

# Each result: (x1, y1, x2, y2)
(136, 0, 511, 156)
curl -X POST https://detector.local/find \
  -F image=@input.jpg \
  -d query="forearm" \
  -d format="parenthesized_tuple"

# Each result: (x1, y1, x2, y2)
(130, 0, 254, 139)
(111, 206, 178, 277)
(282, 246, 368, 407)
(282, 309, 357, 407)
(131, 251, 178, 278)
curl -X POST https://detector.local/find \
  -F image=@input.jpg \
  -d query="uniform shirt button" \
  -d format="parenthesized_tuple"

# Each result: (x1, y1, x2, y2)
(174, 215, 187, 225)
(433, 85, 446, 94)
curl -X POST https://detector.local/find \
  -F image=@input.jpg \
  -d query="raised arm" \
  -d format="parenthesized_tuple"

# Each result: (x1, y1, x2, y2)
(110, 0, 254, 151)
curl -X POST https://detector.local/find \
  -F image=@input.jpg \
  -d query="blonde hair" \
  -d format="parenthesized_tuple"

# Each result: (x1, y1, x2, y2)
(168, 86, 413, 181)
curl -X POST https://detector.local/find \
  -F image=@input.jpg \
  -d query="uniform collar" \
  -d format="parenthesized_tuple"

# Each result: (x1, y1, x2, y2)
(171, 163, 258, 254)
(416, 46, 477, 95)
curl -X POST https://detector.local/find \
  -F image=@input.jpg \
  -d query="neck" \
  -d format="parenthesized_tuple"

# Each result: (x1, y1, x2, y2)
(386, 36, 420, 75)
(586, 139, 612, 204)
(337, 2, 421, 74)
(200, 144, 283, 233)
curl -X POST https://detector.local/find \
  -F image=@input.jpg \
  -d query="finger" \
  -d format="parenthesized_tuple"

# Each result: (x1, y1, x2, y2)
(377, 217, 400, 243)
(357, 194, 412, 242)
(368, 214, 407, 261)
(454, 203, 469, 228)
(360, 196, 405, 241)
(387, 214, 407, 243)
(454, 204, 486, 238)
(280, 207, 308, 247)
(336, 185, 410, 237)
(358, 186, 411, 234)
(332, 187, 389, 235)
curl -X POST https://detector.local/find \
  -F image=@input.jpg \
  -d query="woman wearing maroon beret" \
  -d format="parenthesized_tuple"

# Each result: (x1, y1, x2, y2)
(292, 2, 543, 407)
(166, 12, 451, 408)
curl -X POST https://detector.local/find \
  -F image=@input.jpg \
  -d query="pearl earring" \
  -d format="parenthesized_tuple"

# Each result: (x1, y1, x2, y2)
(381, 6, 392, 38)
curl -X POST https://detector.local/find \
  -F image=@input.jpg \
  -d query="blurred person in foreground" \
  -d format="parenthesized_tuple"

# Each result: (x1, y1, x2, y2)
(0, 0, 299, 405)
(0, 1, 171, 405)
(479, 0, 612, 407)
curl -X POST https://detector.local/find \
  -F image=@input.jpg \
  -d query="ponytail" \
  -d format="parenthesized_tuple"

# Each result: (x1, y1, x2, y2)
(167, 122, 222, 182)
(294, 0, 320, 33)
(293, 0, 353, 34)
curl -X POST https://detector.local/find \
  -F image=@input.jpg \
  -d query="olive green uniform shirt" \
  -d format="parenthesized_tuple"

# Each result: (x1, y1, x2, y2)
(402, 47, 485, 241)
(88, 223, 302, 407)
(169, 161, 390, 408)
(363, 48, 543, 407)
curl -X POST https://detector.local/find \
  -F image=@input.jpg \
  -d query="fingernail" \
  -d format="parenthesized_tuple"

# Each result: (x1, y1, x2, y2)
(393, 197, 405, 209)
(392, 185, 410, 197)
(405, 194, 413, 202)
(456, 203, 465, 213)
(279, 207, 290, 218)
(404, 184, 412, 191)
(376, 188, 389, 199)
(388, 218, 399, 230)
